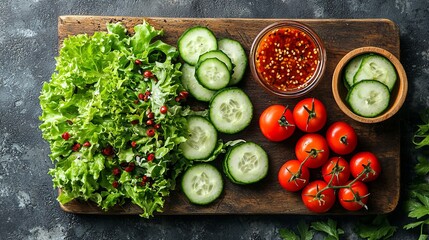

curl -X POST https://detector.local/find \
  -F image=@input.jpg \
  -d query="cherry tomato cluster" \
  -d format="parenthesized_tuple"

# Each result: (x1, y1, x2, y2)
(260, 98, 382, 213)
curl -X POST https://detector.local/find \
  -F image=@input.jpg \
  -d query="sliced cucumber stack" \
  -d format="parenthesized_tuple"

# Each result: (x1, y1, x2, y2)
(346, 80, 390, 117)
(180, 116, 218, 160)
(198, 50, 233, 72)
(181, 163, 223, 205)
(209, 87, 253, 134)
(342, 53, 398, 117)
(177, 27, 248, 102)
(180, 63, 216, 102)
(223, 142, 269, 185)
(195, 58, 231, 90)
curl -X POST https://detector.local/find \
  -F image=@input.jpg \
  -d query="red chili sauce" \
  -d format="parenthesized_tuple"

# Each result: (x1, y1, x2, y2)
(255, 27, 319, 91)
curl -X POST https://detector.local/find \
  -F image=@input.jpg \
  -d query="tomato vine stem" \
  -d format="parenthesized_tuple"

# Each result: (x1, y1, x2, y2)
(312, 162, 375, 208)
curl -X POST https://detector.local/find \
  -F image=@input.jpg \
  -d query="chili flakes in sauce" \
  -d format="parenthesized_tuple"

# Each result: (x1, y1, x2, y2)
(255, 27, 319, 91)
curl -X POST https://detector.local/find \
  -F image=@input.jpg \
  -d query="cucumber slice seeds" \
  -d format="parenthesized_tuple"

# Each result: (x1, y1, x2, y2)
(181, 163, 223, 205)
(223, 142, 269, 184)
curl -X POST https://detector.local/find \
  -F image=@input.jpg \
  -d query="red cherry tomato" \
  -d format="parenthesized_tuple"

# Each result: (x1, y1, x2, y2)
(350, 152, 381, 182)
(293, 98, 327, 133)
(259, 105, 296, 142)
(326, 121, 358, 155)
(301, 180, 335, 213)
(321, 156, 350, 186)
(338, 180, 369, 211)
(278, 160, 310, 192)
(295, 133, 330, 169)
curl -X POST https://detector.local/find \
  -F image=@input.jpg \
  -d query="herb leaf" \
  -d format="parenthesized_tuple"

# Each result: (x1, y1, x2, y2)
(418, 234, 429, 240)
(297, 221, 315, 240)
(279, 221, 314, 240)
(310, 219, 344, 240)
(413, 109, 429, 149)
(416, 156, 429, 175)
(278, 228, 300, 240)
(355, 215, 397, 240)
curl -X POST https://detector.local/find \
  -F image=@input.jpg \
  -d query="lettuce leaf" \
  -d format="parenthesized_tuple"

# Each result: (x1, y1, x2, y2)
(40, 21, 191, 218)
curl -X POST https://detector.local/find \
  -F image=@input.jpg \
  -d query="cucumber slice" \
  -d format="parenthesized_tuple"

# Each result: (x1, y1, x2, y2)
(218, 38, 248, 85)
(181, 163, 223, 205)
(223, 142, 269, 184)
(180, 116, 218, 160)
(353, 54, 397, 91)
(180, 63, 216, 102)
(346, 80, 390, 117)
(178, 26, 217, 66)
(344, 54, 364, 89)
(198, 50, 233, 72)
(195, 58, 231, 90)
(209, 87, 253, 134)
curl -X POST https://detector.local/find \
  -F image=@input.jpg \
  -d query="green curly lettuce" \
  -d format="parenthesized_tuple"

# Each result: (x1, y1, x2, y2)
(39, 21, 194, 218)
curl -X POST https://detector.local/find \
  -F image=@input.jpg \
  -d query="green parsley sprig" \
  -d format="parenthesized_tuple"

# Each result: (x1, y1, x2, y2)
(404, 109, 429, 239)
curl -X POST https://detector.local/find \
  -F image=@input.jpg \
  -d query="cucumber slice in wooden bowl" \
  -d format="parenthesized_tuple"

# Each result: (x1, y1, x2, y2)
(332, 46, 408, 123)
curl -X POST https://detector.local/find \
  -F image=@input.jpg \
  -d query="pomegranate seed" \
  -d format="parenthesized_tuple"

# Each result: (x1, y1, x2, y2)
(62, 132, 70, 140)
(160, 105, 168, 114)
(154, 123, 161, 129)
(143, 95, 149, 102)
(138, 93, 144, 100)
(112, 180, 119, 188)
(144, 70, 153, 78)
(72, 143, 81, 152)
(131, 120, 139, 125)
(124, 162, 135, 172)
(179, 91, 189, 99)
(147, 112, 154, 119)
(145, 90, 151, 96)
(102, 146, 113, 156)
(135, 59, 142, 65)
(83, 141, 91, 147)
(141, 176, 149, 186)
(146, 119, 154, 126)
(147, 153, 155, 162)
(112, 168, 121, 176)
(175, 96, 181, 102)
(146, 128, 155, 137)
(131, 141, 137, 148)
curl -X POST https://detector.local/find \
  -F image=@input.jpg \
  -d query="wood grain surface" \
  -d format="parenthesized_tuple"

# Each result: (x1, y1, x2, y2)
(57, 16, 401, 215)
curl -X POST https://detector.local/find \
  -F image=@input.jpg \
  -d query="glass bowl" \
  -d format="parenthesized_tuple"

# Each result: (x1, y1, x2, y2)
(249, 21, 327, 98)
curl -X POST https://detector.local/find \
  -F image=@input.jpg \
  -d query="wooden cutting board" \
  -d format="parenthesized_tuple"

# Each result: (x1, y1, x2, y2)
(58, 16, 401, 215)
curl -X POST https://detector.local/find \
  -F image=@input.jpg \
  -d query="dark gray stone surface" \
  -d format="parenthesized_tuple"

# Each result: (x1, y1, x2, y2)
(1, 0, 428, 239)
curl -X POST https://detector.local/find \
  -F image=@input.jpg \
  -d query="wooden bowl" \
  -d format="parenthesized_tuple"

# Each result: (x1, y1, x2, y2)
(332, 46, 408, 123)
